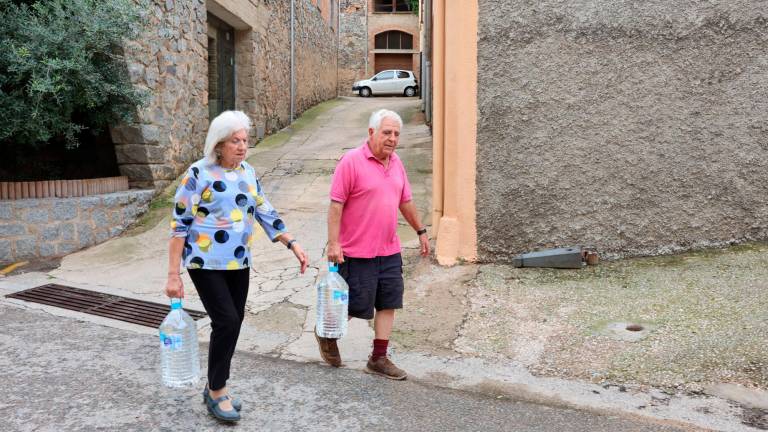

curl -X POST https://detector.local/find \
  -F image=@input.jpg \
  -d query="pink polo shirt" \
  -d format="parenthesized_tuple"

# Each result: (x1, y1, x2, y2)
(330, 141, 413, 258)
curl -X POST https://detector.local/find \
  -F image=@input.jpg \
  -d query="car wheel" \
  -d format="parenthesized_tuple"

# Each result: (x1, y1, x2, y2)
(359, 87, 372, 97)
(404, 87, 416, 97)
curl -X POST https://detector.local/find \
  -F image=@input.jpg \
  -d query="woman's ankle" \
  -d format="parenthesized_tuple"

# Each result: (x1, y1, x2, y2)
(209, 385, 228, 397)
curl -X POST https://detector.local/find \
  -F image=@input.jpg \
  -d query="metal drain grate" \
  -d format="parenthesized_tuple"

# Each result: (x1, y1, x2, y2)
(5, 284, 207, 328)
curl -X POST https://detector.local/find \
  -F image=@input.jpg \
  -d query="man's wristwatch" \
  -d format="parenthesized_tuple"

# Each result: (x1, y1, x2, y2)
(416, 228, 427, 236)
(286, 239, 297, 250)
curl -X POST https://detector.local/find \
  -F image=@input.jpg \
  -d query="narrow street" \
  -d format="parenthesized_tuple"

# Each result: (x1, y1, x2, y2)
(0, 97, 710, 431)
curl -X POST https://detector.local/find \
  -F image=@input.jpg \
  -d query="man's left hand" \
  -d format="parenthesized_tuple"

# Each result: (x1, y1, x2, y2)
(419, 233, 430, 257)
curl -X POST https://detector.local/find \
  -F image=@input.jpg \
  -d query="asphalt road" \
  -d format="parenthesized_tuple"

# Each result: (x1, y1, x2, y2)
(0, 303, 689, 432)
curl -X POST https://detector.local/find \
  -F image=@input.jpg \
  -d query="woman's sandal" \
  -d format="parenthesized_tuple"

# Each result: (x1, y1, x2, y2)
(203, 386, 242, 411)
(206, 394, 241, 422)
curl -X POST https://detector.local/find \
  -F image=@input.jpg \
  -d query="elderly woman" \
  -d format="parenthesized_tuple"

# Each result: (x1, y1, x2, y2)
(164, 110, 307, 423)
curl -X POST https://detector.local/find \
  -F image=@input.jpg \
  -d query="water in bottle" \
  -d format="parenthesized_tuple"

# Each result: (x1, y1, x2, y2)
(159, 298, 200, 387)
(316, 262, 349, 339)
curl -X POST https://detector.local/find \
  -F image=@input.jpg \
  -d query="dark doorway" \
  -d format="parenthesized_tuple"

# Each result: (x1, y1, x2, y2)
(207, 14, 235, 120)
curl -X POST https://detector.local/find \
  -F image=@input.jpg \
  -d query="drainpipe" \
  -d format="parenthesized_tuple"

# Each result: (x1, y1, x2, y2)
(290, 0, 295, 122)
(364, 2, 369, 76)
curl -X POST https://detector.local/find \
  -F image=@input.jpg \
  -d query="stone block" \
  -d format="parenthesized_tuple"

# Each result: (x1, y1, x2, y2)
(53, 201, 78, 221)
(14, 238, 37, 258)
(12, 199, 44, 209)
(110, 124, 144, 144)
(94, 229, 110, 244)
(59, 223, 75, 241)
(57, 242, 79, 255)
(79, 196, 102, 211)
(119, 164, 155, 182)
(92, 209, 109, 227)
(142, 125, 161, 145)
(115, 144, 166, 164)
(0, 223, 26, 237)
(111, 124, 161, 145)
(40, 242, 57, 257)
(0, 204, 12, 220)
(77, 223, 94, 247)
(26, 208, 49, 224)
(0, 239, 12, 263)
(41, 225, 60, 241)
(109, 226, 124, 237)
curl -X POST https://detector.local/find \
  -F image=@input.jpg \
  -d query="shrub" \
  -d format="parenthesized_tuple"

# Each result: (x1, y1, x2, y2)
(0, 0, 146, 148)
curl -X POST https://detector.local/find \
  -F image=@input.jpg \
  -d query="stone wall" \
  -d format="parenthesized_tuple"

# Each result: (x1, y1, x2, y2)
(0, 191, 154, 264)
(339, 0, 368, 94)
(115, 0, 209, 191)
(115, 0, 339, 189)
(294, 0, 340, 114)
(476, 1, 768, 261)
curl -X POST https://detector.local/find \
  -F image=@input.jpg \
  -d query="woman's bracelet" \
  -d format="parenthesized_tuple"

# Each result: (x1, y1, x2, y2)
(286, 239, 297, 250)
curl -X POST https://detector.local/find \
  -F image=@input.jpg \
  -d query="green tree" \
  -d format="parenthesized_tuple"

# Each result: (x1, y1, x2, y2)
(406, 0, 419, 15)
(0, 0, 146, 148)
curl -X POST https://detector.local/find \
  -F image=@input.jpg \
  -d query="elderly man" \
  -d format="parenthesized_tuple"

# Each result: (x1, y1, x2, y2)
(316, 109, 430, 380)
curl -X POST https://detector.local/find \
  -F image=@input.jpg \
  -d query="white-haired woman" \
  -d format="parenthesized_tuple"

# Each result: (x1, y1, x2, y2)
(165, 110, 308, 423)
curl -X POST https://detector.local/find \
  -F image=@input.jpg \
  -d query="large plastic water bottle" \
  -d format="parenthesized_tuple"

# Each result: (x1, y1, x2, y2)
(315, 262, 349, 339)
(159, 298, 200, 387)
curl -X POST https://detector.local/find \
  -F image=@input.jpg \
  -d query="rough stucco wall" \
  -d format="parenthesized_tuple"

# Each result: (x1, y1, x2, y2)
(116, 0, 209, 190)
(477, 1, 768, 261)
(339, 0, 368, 94)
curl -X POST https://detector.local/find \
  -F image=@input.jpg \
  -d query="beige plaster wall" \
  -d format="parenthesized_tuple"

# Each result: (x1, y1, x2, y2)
(431, 0, 478, 265)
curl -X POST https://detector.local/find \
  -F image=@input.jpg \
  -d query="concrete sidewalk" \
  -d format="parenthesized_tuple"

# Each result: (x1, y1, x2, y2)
(1, 97, 765, 431)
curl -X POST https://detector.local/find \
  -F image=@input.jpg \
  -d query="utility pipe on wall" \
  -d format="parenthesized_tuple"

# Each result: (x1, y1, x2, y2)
(290, 0, 295, 122)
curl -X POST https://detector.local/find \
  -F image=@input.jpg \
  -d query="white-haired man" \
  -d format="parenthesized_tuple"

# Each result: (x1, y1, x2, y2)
(317, 109, 430, 379)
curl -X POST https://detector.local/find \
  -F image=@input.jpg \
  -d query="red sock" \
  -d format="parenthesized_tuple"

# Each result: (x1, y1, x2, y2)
(372, 339, 388, 360)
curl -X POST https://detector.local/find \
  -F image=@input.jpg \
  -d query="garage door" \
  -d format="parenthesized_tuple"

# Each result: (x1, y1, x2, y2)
(375, 54, 413, 73)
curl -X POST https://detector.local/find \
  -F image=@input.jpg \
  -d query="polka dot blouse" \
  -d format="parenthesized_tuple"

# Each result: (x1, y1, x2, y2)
(170, 159, 286, 270)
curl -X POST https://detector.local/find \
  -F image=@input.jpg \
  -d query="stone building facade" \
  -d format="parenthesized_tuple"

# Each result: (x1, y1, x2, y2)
(112, 0, 340, 190)
(338, 1, 368, 93)
(426, 0, 768, 264)
(338, 0, 420, 95)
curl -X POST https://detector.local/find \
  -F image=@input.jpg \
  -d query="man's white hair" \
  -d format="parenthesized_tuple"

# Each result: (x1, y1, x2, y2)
(368, 109, 403, 133)
(203, 110, 252, 165)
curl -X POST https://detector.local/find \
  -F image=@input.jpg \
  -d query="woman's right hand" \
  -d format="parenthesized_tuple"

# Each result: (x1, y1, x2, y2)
(165, 273, 184, 299)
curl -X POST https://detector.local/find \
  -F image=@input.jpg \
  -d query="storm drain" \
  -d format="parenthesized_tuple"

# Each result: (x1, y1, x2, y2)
(5, 284, 206, 328)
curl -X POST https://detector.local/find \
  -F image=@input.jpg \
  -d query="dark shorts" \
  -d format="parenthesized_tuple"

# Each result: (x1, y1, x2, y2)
(339, 253, 404, 320)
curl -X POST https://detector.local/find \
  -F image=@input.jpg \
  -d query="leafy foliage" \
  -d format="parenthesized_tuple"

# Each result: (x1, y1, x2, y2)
(0, 0, 146, 148)
(406, 0, 419, 15)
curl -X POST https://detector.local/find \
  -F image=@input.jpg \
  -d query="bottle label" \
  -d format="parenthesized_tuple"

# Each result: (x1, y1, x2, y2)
(159, 332, 183, 351)
(332, 290, 348, 305)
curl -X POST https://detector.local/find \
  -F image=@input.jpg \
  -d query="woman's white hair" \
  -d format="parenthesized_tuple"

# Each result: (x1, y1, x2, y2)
(368, 109, 403, 133)
(203, 110, 252, 165)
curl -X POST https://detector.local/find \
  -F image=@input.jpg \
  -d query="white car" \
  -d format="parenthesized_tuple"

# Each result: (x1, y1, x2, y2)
(352, 70, 419, 97)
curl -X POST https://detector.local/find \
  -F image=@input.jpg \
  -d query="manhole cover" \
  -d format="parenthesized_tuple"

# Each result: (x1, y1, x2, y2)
(5, 284, 206, 328)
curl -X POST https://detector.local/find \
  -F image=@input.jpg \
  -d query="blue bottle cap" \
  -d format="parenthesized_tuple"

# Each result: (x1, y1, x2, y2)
(170, 298, 183, 310)
(328, 262, 339, 272)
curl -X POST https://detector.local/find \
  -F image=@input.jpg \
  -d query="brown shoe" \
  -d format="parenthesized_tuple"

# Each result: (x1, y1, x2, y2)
(314, 328, 341, 367)
(365, 356, 407, 380)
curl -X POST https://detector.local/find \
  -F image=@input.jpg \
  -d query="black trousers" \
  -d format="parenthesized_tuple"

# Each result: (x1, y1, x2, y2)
(188, 268, 250, 391)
